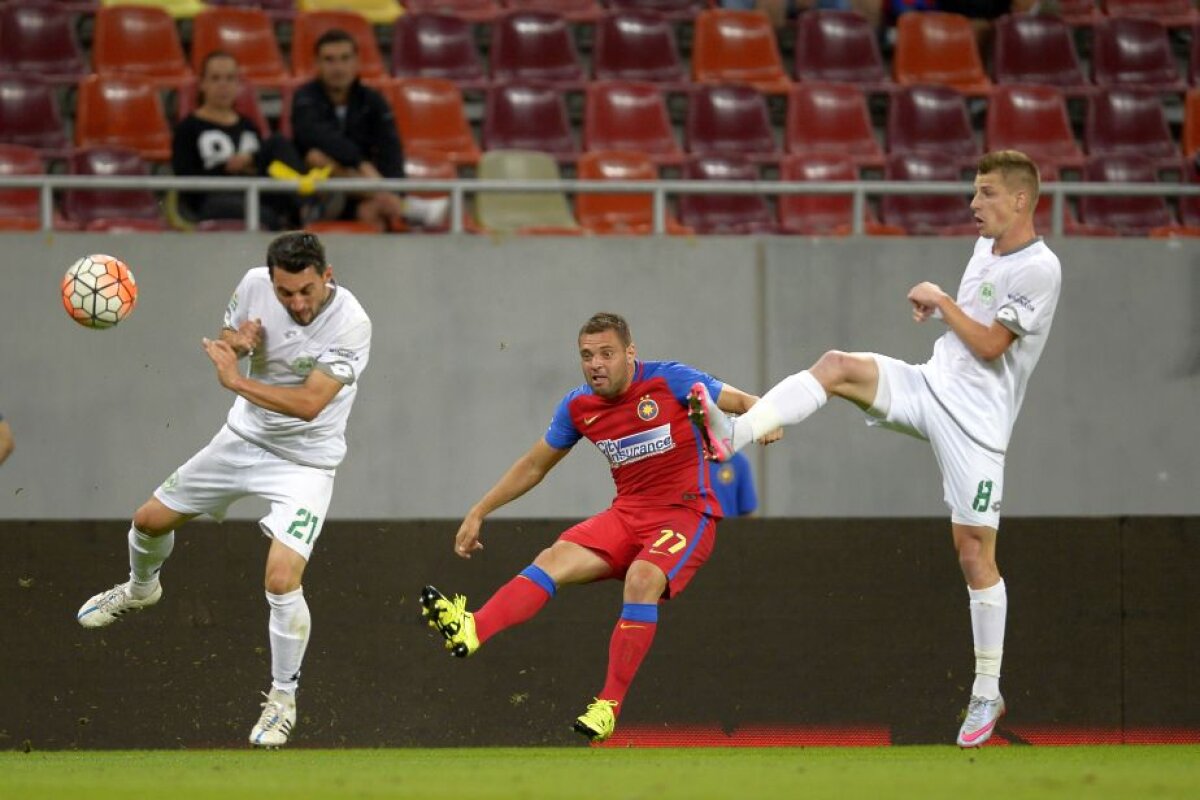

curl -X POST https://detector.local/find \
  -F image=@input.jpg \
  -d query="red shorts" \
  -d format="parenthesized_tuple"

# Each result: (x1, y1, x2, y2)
(559, 504, 718, 598)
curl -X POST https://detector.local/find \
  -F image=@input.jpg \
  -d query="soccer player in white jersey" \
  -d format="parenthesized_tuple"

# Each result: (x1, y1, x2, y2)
(689, 150, 1061, 747)
(76, 231, 372, 748)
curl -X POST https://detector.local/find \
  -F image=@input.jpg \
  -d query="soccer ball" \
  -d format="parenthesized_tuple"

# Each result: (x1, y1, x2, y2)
(61, 255, 138, 329)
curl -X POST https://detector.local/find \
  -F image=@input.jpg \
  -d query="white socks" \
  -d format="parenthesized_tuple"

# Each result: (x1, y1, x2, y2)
(735, 370, 828, 449)
(268, 588, 311, 695)
(968, 579, 1007, 699)
(128, 526, 174, 599)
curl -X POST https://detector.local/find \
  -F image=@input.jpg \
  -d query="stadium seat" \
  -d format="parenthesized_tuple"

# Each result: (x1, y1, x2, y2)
(92, 5, 193, 89)
(490, 10, 586, 89)
(176, 81, 271, 138)
(1049, 0, 1104, 26)
(1033, 164, 1119, 237)
(205, 0, 297, 22)
(1077, 154, 1178, 235)
(785, 83, 884, 170)
(192, 7, 292, 89)
(500, 0, 603, 23)
(894, 12, 992, 96)
(793, 10, 893, 95)
(75, 75, 172, 162)
(692, 10, 792, 95)
(1085, 90, 1182, 172)
(1178, 164, 1200, 227)
(0, 74, 72, 160)
(879, 152, 978, 236)
(292, 10, 387, 81)
(584, 81, 683, 167)
(383, 78, 481, 165)
(685, 84, 779, 164)
(575, 151, 692, 235)
(986, 85, 1084, 172)
(474, 149, 582, 235)
(887, 85, 979, 164)
(1184, 89, 1200, 160)
(606, 0, 707, 21)
(592, 10, 689, 91)
(0, 144, 43, 231)
(0, 2, 86, 86)
(401, 0, 502, 22)
(100, 0, 206, 20)
(296, 0, 402, 25)
(62, 147, 168, 231)
(399, 150, 457, 233)
(992, 14, 1091, 96)
(483, 83, 576, 161)
(778, 154, 904, 236)
(391, 12, 489, 91)
(1104, 0, 1198, 28)
(1091, 17, 1184, 93)
(677, 154, 778, 235)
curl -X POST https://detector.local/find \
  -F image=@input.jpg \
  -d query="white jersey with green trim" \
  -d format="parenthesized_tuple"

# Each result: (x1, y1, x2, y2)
(223, 266, 371, 469)
(922, 237, 1061, 453)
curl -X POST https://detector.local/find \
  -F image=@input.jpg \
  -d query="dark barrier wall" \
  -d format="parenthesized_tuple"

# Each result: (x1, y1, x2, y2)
(2, 518, 1196, 748)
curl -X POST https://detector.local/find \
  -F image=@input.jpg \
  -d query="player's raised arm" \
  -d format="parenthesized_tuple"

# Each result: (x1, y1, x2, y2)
(201, 338, 344, 422)
(219, 318, 263, 358)
(455, 438, 571, 559)
(908, 281, 1016, 363)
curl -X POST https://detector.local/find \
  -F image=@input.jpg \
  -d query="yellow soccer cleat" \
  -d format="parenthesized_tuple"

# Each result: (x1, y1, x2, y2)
(419, 585, 479, 658)
(573, 698, 619, 743)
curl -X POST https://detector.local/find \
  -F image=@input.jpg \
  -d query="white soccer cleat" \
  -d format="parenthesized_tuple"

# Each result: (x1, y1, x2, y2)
(250, 689, 297, 748)
(77, 581, 162, 628)
(957, 694, 1005, 747)
(687, 382, 735, 462)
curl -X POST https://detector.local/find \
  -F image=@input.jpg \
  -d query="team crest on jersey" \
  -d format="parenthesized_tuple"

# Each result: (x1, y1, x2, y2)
(716, 464, 735, 485)
(290, 356, 315, 376)
(595, 422, 674, 467)
(637, 396, 659, 421)
(979, 282, 996, 308)
(160, 471, 179, 492)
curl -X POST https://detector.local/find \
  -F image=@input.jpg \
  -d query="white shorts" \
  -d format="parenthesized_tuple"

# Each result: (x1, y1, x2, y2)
(865, 355, 1005, 529)
(154, 425, 336, 560)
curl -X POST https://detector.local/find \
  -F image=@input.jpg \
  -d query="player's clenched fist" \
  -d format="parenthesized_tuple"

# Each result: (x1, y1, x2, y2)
(454, 515, 485, 559)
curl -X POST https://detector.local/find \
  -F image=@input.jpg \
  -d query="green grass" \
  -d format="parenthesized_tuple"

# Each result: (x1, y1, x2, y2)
(2, 746, 1199, 800)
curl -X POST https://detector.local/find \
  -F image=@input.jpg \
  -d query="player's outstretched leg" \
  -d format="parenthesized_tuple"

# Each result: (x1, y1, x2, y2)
(957, 694, 1005, 747)
(420, 585, 479, 658)
(249, 688, 297, 748)
(573, 698, 619, 743)
(77, 581, 162, 628)
(687, 382, 737, 462)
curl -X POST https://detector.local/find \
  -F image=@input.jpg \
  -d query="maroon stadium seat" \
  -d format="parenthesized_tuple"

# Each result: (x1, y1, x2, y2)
(778, 153, 904, 236)
(391, 12, 488, 91)
(685, 84, 779, 164)
(584, 81, 683, 166)
(992, 14, 1091, 96)
(605, 0, 709, 22)
(785, 83, 884, 170)
(677, 154, 778, 235)
(880, 152, 978, 236)
(483, 83, 577, 161)
(63, 147, 168, 232)
(0, 2, 86, 86)
(1104, 0, 1198, 28)
(592, 10, 689, 91)
(1091, 17, 1184, 93)
(794, 10, 892, 95)
(500, 0, 603, 24)
(490, 10, 585, 89)
(986, 84, 1084, 172)
(887, 85, 980, 164)
(0, 143, 43, 231)
(0, 73, 72, 160)
(401, 0, 501, 22)
(1077, 154, 1178, 235)
(1085, 89, 1181, 172)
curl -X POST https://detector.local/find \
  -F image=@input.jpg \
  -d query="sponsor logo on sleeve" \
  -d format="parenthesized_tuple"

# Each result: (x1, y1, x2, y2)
(1005, 292, 1035, 312)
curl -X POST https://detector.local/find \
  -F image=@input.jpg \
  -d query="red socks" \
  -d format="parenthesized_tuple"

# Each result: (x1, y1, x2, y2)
(473, 565, 556, 644)
(599, 603, 659, 710)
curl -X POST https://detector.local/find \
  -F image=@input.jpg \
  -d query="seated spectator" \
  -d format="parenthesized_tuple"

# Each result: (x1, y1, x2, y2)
(290, 29, 446, 231)
(172, 51, 313, 230)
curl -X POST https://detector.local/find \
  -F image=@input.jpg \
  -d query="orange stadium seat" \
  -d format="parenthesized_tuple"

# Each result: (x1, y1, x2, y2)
(0, 74, 73, 160)
(92, 5, 193, 89)
(1178, 164, 1200, 227)
(391, 12, 489, 90)
(685, 84, 779, 164)
(176, 80, 272, 138)
(0, 144, 43, 231)
(592, 9, 689, 91)
(62, 147, 168, 231)
(1104, 0, 1199, 28)
(500, 0, 603, 24)
(677, 154, 778, 235)
(887, 85, 979, 164)
(1091, 17, 1185, 93)
(398, 150, 457, 233)
(692, 10, 791, 95)
(483, 83, 577, 162)
(992, 13, 1091, 97)
(575, 151, 692, 236)
(383, 78, 481, 165)
(292, 10, 387, 81)
(1077, 154, 1179, 235)
(584, 81, 683, 166)
(1184, 89, 1200, 160)
(75, 75, 172, 162)
(785, 83, 884, 170)
(1085, 90, 1182, 173)
(778, 153, 904, 236)
(0, 2, 87, 86)
(986, 85, 1084, 173)
(793, 10, 892, 95)
(894, 12, 992, 96)
(490, 10, 586, 89)
(879, 152, 978, 236)
(192, 7, 292, 89)
(402, 0, 502, 23)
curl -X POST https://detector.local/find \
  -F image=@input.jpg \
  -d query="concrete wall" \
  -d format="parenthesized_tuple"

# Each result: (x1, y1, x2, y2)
(0, 233, 1196, 519)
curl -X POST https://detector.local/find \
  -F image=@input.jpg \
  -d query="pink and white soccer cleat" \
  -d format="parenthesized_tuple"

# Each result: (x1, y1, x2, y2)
(957, 694, 1005, 747)
(687, 382, 735, 463)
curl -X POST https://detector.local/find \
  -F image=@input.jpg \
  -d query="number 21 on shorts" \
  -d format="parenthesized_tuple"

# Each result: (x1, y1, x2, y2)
(287, 508, 320, 545)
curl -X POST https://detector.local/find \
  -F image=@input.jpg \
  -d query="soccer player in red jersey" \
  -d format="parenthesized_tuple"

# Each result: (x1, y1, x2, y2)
(420, 312, 771, 742)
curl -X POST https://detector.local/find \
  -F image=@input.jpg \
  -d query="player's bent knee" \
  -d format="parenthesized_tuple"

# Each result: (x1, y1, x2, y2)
(132, 499, 180, 537)
(623, 562, 667, 603)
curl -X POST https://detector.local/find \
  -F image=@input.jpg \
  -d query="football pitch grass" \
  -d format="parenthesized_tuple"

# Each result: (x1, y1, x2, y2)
(3, 746, 1199, 800)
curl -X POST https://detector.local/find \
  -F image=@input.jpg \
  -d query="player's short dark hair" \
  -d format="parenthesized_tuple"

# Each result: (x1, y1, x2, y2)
(267, 232, 326, 276)
(978, 150, 1040, 205)
(315, 28, 357, 56)
(579, 313, 632, 347)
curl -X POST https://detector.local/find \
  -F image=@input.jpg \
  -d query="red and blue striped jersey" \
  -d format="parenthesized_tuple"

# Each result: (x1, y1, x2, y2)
(545, 360, 725, 516)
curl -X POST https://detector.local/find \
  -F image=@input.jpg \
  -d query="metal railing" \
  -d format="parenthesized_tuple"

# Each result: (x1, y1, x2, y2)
(4, 175, 1200, 236)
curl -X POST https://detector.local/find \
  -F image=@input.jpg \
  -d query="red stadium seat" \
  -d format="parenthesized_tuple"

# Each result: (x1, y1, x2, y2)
(1077, 154, 1178, 235)
(1104, 0, 1199, 28)
(92, 5, 193, 89)
(1048, 0, 1104, 26)
(584, 81, 683, 166)
(677, 154, 778, 235)
(685, 84, 779, 164)
(391, 12, 489, 91)
(880, 152, 978, 236)
(292, 10, 387, 81)
(1178, 164, 1200, 227)
(785, 83, 884, 170)
(887, 85, 979, 164)
(1034, 164, 1118, 236)
(778, 154, 904, 236)
(1085, 90, 1182, 172)
(490, 10, 586, 89)
(483, 83, 577, 161)
(500, 0, 603, 23)
(1184, 89, 1200, 160)
(1091, 17, 1184, 93)
(894, 12, 992, 96)
(592, 10, 689, 91)
(0, 74, 72, 160)
(692, 10, 791, 95)
(986, 85, 1084, 172)
(401, 0, 502, 23)
(399, 150, 457, 233)
(575, 151, 692, 235)
(794, 10, 893, 95)
(0, 2, 86, 86)
(0, 144, 43, 231)
(62, 147, 168, 232)
(606, 0, 708, 21)
(192, 7, 292, 89)
(75, 75, 172, 162)
(383, 78, 481, 165)
(992, 14, 1091, 97)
